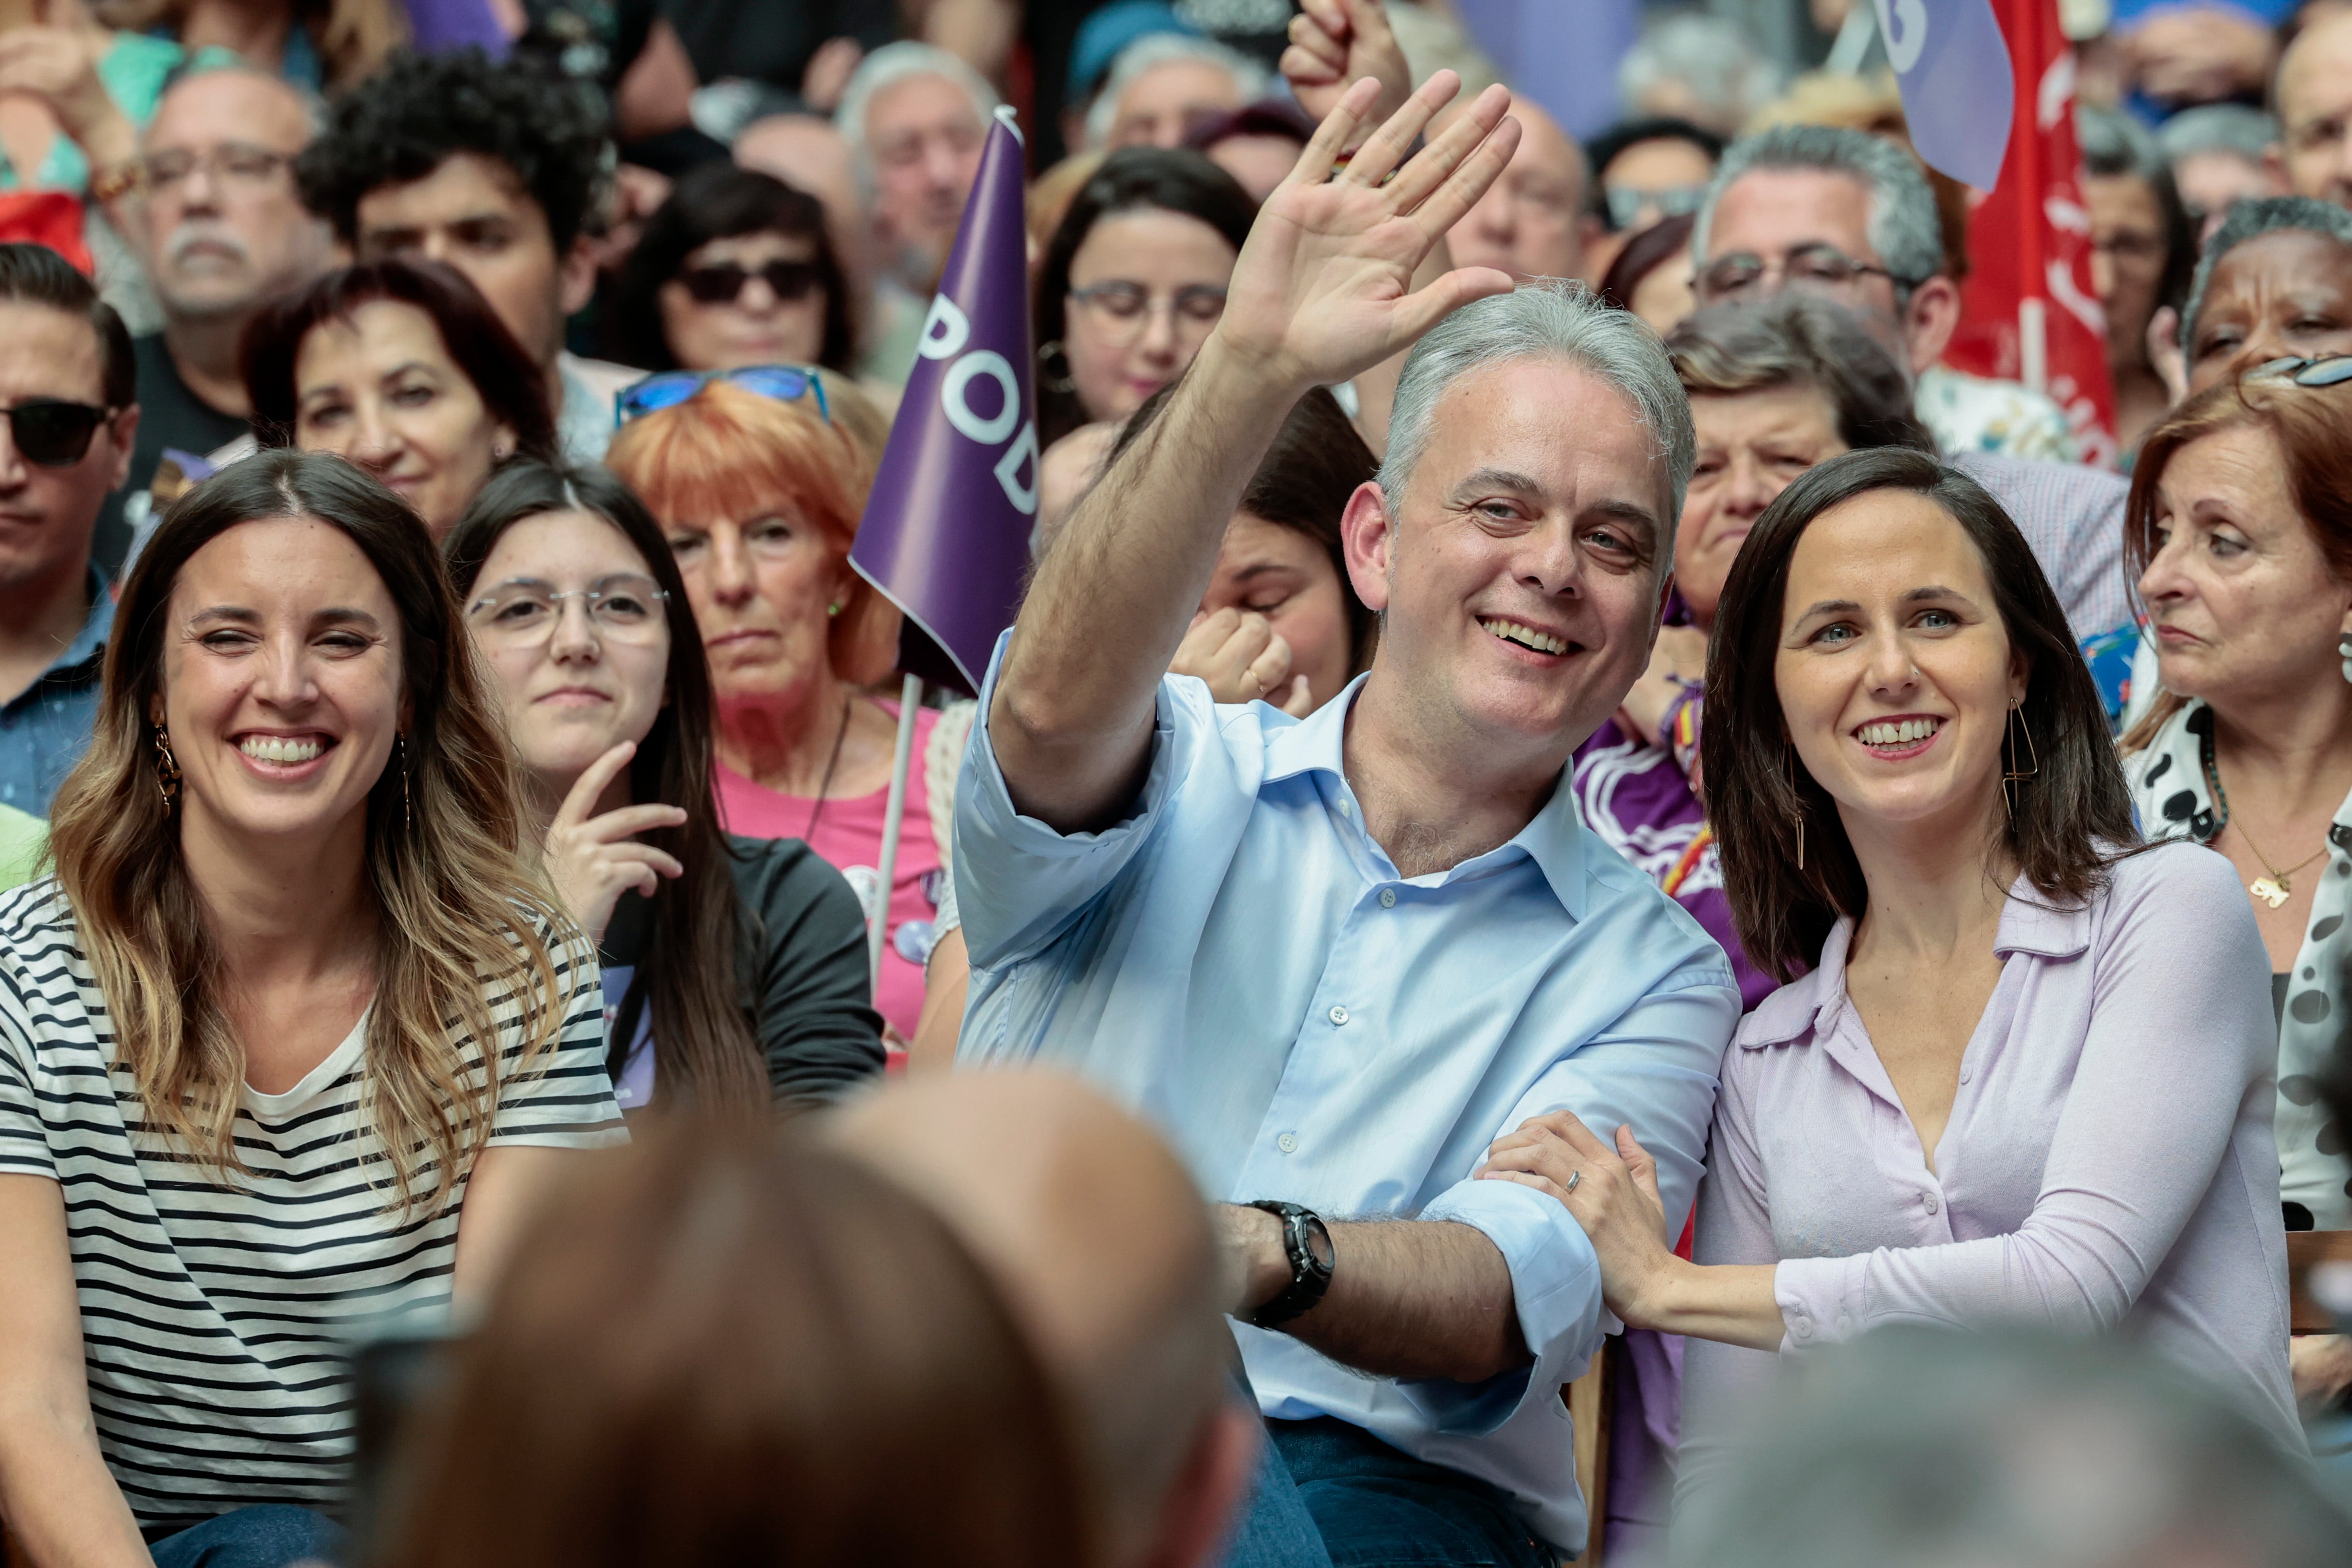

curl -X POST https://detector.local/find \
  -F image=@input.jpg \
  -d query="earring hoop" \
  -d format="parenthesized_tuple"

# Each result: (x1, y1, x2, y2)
(2002, 702, 2039, 820)
(1037, 339, 1077, 396)
(153, 727, 180, 810)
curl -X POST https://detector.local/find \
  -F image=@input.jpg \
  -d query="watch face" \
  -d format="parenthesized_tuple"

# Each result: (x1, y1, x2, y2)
(1303, 1216, 1336, 1273)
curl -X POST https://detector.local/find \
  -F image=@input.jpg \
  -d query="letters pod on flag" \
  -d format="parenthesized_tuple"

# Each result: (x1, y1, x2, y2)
(849, 105, 1040, 696)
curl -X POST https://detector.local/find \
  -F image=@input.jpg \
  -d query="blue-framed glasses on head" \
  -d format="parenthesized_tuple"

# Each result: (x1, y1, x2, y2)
(2247, 355, 2352, 388)
(614, 365, 832, 428)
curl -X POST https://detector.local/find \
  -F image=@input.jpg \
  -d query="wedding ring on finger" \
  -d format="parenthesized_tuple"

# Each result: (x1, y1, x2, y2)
(1564, 1170, 1581, 1194)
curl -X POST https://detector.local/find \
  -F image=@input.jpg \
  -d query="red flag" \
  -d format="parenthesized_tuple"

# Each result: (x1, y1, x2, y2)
(1942, 0, 2118, 468)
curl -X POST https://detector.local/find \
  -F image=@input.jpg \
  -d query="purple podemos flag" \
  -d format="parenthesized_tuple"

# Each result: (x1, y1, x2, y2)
(849, 105, 1040, 697)
(1872, 0, 2015, 190)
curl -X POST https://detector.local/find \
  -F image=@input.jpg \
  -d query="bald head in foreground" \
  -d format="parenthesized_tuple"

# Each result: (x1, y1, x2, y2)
(832, 1072, 1258, 1568)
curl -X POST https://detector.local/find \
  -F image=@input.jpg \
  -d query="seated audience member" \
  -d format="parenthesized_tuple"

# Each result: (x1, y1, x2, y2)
(959, 80, 1738, 1563)
(832, 43, 996, 385)
(604, 373, 951, 1041)
(1084, 33, 1271, 152)
(1669, 1331, 2349, 1568)
(602, 163, 855, 379)
(2120, 368, 2352, 1418)
(94, 65, 332, 571)
(2177, 198, 2352, 395)
(1431, 95, 1594, 288)
(446, 461, 883, 1112)
(294, 48, 636, 463)
(1582, 117, 1721, 284)
(0, 243, 137, 819)
(1693, 124, 2129, 638)
(1035, 148, 1255, 450)
(0, 449, 624, 1568)
(375, 1125, 1091, 1568)
(1185, 99, 1314, 204)
(2078, 107, 2196, 457)
(2272, 8, 2352, 212)
(1480, 447, 2300, 1511)
(2155, 103, 2284, 239)
(833, 1073, 1256, 1568)
(1597, 211, 1697, 335)
(242, 258, 557, 541)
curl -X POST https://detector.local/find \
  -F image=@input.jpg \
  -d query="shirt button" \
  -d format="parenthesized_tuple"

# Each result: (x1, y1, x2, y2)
(1328, 1005, 1350, 1026)
(1923, 1192, 1940, 1214)
(1379, 888, 1397, 908)
(1791, 1317, 1812, 1340)
(1277, 1132, 1298, 1154)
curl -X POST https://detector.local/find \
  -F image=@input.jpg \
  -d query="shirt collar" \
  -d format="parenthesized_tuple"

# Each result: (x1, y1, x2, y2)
(1262, 674, 1591, 919)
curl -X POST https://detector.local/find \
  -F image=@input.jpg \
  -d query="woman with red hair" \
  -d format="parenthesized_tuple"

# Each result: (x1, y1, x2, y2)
(607, 370, 963, 1040)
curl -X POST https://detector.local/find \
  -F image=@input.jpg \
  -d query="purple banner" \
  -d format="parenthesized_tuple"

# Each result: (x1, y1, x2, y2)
(1875, 0, 2017, 190)
(849, 106, 1040, 697)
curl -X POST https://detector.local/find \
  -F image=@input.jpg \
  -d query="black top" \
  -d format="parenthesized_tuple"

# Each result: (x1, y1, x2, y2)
(600, 833, 884, 1108)
(95, 333, 251, 574)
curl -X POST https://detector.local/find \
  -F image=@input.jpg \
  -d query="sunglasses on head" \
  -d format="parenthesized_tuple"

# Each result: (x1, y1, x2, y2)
(678, 259, 823, 305)
(615, 365, 832, 427)
(4, 399, 115, 467)
(2248, 354, 2352, 387)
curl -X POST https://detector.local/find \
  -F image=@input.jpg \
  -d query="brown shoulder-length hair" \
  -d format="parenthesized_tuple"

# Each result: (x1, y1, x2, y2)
(2120, 372, 2352, 754)
(1702, 447, 2137, 981)
(44, 449, 574, 1214)
(375, 1125, 1095, 1568)
(605, 379, 899, 687)
(444, 461, 769, 1113)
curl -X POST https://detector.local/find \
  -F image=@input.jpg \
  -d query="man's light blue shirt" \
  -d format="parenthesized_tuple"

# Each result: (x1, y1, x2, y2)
(0, 567, 112, 818)
(955, 637, 1738, 1549)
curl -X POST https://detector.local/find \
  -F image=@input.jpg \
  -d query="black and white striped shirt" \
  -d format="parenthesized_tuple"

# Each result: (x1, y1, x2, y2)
(0, 879, 626, 1533)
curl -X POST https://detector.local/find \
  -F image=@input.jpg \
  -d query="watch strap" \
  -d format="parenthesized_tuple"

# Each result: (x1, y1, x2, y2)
(1245, 1200, 1334, 1330)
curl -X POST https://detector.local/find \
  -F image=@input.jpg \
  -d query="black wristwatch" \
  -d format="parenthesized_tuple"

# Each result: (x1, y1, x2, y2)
(1245, 1200, 1336, 1330)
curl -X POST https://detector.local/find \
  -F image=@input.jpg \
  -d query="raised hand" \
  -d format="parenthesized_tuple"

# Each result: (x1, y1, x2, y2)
(1283, 0, 1413, 139)
(0, 26, 135, 171)
(543, 741, 688, 942)
(1210, 71, 1520, 399)
(1172, 607, 1313, 713)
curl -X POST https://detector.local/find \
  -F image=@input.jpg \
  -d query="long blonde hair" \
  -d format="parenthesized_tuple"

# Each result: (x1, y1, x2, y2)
(45, 450, 577, 1216)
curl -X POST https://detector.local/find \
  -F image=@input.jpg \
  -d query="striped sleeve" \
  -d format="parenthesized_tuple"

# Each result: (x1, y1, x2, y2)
(487, 928, 626, 1149)
(0, 884, 58, 1178)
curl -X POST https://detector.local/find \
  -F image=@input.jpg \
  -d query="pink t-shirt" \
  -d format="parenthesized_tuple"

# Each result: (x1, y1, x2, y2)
(714, 705, 944, 1039)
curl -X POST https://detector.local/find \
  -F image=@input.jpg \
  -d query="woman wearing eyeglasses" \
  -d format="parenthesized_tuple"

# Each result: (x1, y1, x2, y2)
(602, 163, 856, 380)
(1034, 147, 1257, 449)
(606, 370, 957, 1042)
(446, 461, 884, 1114)
(2120, 365, 2352, 1419)
(243, 258, 558, 540)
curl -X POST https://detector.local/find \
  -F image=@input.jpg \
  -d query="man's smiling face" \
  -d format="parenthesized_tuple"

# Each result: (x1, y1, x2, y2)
(1346, 358, 1672, 753)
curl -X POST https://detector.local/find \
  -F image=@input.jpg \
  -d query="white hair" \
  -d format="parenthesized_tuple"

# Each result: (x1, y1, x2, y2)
(1617, 14, 1782, 132)
(1081, 33, 1273, 153)
(834, 42, 1001, 200)
(1378, 280, 1697, 527)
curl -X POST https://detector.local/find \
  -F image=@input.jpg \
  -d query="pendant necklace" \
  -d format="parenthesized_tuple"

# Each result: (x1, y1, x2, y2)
(801, 694, 853, 842)
(2202, 744, 2326, 908)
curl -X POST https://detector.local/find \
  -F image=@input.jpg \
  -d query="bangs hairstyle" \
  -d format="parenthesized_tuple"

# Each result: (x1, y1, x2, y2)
(444, 462, 765, 1112)
(242, 258, 559, 465)
(2120, 373, 2352, 754)
(604, 380, 899, 687)
(1701, 447, 2136, 981)
(43, 450, 576, 1214)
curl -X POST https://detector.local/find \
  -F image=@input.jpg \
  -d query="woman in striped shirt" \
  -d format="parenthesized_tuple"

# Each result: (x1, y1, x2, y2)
(0, 451, 625, 1568)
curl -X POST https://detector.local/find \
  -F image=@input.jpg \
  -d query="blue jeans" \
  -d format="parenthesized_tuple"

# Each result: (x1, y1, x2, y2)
(148, 1505, 347, 1568)
(1233, 1417, 1557, 1568)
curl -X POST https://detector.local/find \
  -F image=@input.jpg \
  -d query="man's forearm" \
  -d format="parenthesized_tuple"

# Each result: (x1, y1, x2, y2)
(990, 337, 1307, 832)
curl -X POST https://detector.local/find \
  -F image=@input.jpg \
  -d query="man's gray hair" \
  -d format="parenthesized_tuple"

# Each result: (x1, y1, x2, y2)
(146, 58, 328, 144)
(834, 41, 1001, 198)
(2155, 103, 2277, 165)
(1081, 33, 1272, 152)
(1695, 123, 1944, 295)
(2078, 104, 2164, 182)
(1378, 280, 1697, 526)
(2182, 194, 2352, 348)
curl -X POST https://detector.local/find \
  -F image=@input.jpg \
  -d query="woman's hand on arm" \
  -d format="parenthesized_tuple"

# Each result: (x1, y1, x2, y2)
(1479, 1110, 1785, 1352)
(0, 1175, 154, 1568)
(543, 743, 686, 943)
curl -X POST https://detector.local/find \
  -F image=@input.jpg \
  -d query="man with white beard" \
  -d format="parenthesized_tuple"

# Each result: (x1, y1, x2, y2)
(98, 67, 331, 569)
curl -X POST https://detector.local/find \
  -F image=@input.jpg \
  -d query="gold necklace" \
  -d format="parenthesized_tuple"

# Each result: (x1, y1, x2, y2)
(2230, 816, 2327, 909)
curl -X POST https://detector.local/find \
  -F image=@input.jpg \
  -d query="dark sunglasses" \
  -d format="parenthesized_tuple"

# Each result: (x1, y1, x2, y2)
(615, 365, 831, 427)
(678, 259, 823, 305)
(4, 399, 115, 467)
(2249, 354, 2352, 387)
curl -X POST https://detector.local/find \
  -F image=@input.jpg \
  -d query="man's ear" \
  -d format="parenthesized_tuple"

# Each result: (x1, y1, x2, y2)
(1340, 479, 1397, 613)
(559, 234, 599, 318)
(1903, 275, 1963, 376)
(105, 404, 141, 493)
(1136, 1403, 1263, 1568)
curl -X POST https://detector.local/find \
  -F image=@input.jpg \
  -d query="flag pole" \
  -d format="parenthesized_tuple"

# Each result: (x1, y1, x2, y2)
(870, 673, 923, 994)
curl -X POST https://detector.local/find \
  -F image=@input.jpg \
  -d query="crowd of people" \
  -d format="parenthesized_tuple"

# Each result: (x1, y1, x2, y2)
(3, 0, 2352, 1564)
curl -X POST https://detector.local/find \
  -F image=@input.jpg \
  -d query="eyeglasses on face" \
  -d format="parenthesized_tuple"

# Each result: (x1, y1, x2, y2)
(615, 365, 831, 427)
(2, 400, 115, 467)
(466, 575, 670, 643)
(1067, 281, 1228, 345)
(1604, 184, 1705, 232)
(2247, 354, 2352, 387)
(1695, 244, 1908, 304)
(678, 258, 824, 306)
(143, 143, 293, 194)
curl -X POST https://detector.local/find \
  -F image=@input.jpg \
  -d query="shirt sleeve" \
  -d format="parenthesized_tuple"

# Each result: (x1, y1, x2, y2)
(1771, 844, 2271, 1345)
(1676, 1055, 1785, 1515)
(488, 929, 628, 1149)
(1411, 961, 1735, 1434)
(733, 838, 887, 1108)
(0, 950, 52, 1180)
(953, 630, 1191, 971)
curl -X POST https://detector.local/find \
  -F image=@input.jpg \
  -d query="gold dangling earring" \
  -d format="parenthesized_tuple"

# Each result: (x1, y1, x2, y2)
(153, 727, 180, 810)
(399, 733, 412, 833)
(2002, 701, 2039, 821)
(1786, 746, 1805, 871)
